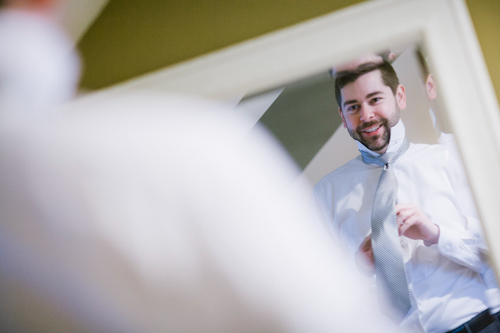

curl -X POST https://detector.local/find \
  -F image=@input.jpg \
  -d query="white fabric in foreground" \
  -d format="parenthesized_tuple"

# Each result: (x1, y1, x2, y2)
(0, 9, 79, 120)
(0, 93, 396, 332)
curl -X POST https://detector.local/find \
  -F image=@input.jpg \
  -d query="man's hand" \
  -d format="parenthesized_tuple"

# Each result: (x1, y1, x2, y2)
(355, 235, 375, 276)
(395, 203, 440, 244)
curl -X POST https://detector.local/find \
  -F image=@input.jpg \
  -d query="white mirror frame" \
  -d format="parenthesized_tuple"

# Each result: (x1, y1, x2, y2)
(74, 0, 500, 276)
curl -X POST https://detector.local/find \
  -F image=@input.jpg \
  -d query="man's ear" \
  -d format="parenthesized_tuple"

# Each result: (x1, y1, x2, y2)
(425, 74, 437, 100)
(339, 107, 347, 128)
(396, 84, 406, 110)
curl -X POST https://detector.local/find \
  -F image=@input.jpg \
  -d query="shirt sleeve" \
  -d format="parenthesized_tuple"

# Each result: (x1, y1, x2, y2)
(422, 141, 490, 273)
(311, 188, 374, 277)
(426, 216, 489, 273)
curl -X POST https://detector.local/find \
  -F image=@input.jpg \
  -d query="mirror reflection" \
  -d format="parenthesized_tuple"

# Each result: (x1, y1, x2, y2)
(235, 43, 500, 332)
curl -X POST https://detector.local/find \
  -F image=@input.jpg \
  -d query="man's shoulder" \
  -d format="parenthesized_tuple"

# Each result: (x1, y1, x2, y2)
(402, 142, 450, 162)
(313, 155, 366, 191)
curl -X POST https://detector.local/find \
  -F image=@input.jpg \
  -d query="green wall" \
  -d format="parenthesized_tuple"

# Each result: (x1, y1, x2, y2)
(78, 0, 366, 89)
(78, 0, 500, 106)
(465, 0, 500, 104)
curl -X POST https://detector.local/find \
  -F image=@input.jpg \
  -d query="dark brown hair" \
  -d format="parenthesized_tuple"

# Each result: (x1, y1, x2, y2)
(335, 61, 399, 109)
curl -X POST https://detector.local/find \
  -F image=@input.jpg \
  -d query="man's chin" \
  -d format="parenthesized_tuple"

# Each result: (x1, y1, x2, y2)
(361, 138, 388, 153)
(358, 127, 390, 153)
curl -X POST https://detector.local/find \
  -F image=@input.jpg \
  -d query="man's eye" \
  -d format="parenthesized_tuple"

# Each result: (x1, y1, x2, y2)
(371, 97, 381, 103)
(347, 105, 359, 112)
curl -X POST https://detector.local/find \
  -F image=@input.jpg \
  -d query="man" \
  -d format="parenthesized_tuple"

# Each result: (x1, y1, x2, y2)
(313, 61, 497, 333)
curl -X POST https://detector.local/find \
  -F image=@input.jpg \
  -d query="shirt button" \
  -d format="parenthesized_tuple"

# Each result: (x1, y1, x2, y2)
(445, 244, 451, 252)
(473, 234, 480, 245)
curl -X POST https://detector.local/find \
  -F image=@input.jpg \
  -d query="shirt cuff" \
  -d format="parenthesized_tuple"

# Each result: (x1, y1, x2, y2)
(428, 223, 488, 273)
(433, 224, 455, 254)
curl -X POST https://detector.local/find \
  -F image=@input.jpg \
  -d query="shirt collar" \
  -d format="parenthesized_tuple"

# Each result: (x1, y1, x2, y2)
(356, 119, 405, 156)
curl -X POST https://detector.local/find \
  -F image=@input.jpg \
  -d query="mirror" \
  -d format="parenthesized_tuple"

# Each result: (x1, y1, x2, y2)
(230, 41, 500, 329)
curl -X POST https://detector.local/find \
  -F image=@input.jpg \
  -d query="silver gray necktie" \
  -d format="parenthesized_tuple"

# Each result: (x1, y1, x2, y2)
(360, 138, 412, 323)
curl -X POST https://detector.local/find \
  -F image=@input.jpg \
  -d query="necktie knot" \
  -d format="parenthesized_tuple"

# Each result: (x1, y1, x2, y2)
(360, 137, 410, 167)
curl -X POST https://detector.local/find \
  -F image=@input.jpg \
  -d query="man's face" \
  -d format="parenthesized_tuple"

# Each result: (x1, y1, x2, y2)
(338, 70, 406, 154)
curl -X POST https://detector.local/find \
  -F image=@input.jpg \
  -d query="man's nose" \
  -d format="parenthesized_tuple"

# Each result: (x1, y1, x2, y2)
(359, 104, 375, 122)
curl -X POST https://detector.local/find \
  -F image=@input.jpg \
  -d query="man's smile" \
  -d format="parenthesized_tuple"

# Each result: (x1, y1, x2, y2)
(360, 123, 383, 137)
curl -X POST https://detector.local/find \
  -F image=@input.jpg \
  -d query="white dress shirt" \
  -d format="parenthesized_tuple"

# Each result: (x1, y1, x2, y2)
(432, 104, 500, 314)
(313, 120, 491, 333)
(437, 131, 500, 314)
(0, 93, 397, 332)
